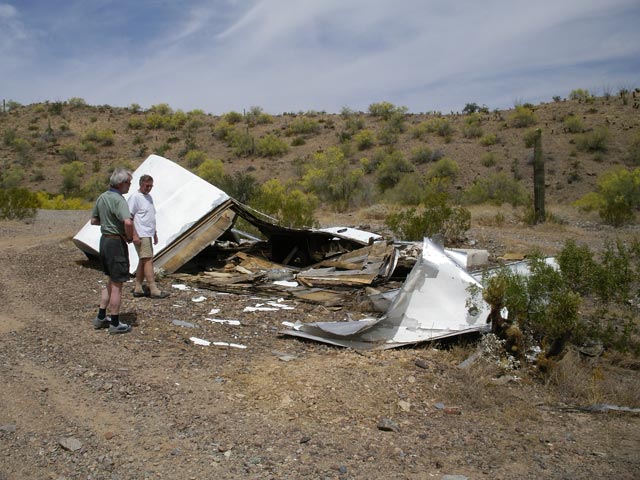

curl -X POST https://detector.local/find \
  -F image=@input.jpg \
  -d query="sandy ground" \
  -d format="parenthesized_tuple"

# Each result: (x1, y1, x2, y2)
(0, 210, 639, 479)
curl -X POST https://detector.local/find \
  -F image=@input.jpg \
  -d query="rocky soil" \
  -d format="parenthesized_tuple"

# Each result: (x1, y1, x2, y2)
(0, 210, 639, 480)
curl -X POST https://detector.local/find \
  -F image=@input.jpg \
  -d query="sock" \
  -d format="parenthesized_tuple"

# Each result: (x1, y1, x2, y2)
(110, 315, 120, 327)
(98, 308, 107, 320)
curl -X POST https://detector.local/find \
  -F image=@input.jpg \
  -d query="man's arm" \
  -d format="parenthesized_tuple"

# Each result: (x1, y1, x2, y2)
(124, 218, 134, 242)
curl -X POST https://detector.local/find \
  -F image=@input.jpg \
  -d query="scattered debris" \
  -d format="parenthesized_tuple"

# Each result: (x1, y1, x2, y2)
(172, 319, 197, 328)
(377, 417, 400, 432)
(59, 437, 82, 452)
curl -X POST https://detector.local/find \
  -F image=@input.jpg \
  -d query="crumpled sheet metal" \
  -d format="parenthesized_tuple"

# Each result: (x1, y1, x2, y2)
(281, 237, 491, 349)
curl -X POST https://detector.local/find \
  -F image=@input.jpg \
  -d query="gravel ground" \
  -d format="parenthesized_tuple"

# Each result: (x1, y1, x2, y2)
(0, 210, 639, 479)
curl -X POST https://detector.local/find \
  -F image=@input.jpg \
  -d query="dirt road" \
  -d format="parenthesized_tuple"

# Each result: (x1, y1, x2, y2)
(0, 211, 638, 479)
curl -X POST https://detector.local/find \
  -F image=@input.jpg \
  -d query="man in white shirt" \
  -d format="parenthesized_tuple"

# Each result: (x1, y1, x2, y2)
(127, 174, 169, 299)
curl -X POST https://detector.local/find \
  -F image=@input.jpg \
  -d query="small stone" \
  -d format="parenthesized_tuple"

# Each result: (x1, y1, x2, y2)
(59, 437, 82, 452)
(338, 465, 348, 474)
(434, 402, 445, 410)
(415, 358, 428, 369)
(444, 407, 462, 415)
(104, 431, 115, 440)
(398, 400, 411, 412)
(377, 417, 399, 432)
(0, 424, 17, 433)
(300, 436, 311, 444)
(441, 475, 468, 480)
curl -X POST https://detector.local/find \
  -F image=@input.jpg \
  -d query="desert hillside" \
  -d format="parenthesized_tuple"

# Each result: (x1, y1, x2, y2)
(1, 92, 639, 216)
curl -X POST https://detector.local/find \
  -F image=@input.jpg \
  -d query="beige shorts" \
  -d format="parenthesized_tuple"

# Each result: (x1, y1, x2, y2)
(135, 237, 154, 259)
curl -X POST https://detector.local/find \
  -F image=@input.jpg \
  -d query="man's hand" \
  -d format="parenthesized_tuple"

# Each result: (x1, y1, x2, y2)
(133, 235, 141, 246)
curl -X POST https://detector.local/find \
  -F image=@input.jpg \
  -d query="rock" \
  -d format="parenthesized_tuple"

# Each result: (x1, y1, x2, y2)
(441, 475, 468, 480)
(434, 402, 445, 410)
(59, 437, 82, 451)
(415, 358, 428, 369)
(398, 400, 411, 412)
(104, 431, 115, 440)
(0, 424, 16, 433)
(300, 436, 311, 444)
(444, 407, 462, 415)
(377, 417, 399, 432)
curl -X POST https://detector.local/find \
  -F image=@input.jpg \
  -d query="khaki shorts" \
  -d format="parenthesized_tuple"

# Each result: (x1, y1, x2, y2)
(135, 237, 154, 259)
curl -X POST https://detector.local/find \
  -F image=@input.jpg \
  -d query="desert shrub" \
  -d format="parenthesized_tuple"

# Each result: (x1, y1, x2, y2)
(509, 105, 537, 128)
(251, 179, 317, 228)
(463, 172, 528, 206)
(0, 166, 25, 189)
(146, 113, 165, 129)
(60, 161, 85, 196)
(375, 150, 414, 192)
(67, 97, 86, 108)
(3, 128, 17, 146)
(385, 191, 470, 243)
(376, 126, 399, 146)
(426, 157, 459, 181)
(48, 102, 63, 115)
(287, 118, 321, 136)
(368, 101, 407, 120)
(127, 118, 145, 130)
(81, 141, 99, 154)
(574, 167, 640, 226)
(129, 103, 142, 113)
(256, 134, 289, 157)
(343, 115, 365, 134)
(563, 114, 584, 133)
(480, 133, 498, 146)
(410, 122, 429, 140)
(425, 118, 453, 137)
(59, 144, 78, 163)
(245, 106, 272, 125)
(0, 187, 39, 219)
(213, 120, 235, 142)
(481, 152, 497, 167)
(462, 114, 483, 139)
(626, 133, 640, 166)
(197, 158, 226, 186)
(84, 129, 114, 146)
(569, 89, 592, 102)
(410, 146, 433, 164)
(291, 137, 306, 146)
(36, 191, 91, 209)
(223, 111, 243, 124)
(463, 103, 480, 114)
(386, 111, 407, 133)
(354, 129, 375, 150)
(301, 147, 364, 211)
(149, 103, 173, 115)
(219, 171, 258, 204)
(384, 174, 425, 205)
(229, 130, 255, 157)
(11, 137, 31, 165)
(5, 100, 21, 111)
(185, 150, 208, 168)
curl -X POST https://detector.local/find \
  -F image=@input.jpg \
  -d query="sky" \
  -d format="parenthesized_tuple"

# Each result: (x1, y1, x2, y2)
(1, 0, 639, 115)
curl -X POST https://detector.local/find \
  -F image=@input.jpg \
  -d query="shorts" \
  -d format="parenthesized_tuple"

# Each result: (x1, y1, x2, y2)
(99, 236, 130, 283)
(135, 237, 154, 259)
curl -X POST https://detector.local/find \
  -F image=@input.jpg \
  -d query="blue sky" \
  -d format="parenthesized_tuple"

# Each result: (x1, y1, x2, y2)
(1, 0, 639, 114)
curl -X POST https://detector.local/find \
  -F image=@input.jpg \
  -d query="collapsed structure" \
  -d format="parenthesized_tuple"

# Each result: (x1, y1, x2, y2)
(74, 154, 490, 349)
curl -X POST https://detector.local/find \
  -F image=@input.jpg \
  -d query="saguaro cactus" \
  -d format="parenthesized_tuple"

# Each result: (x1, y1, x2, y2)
(533, 128, 545, 224)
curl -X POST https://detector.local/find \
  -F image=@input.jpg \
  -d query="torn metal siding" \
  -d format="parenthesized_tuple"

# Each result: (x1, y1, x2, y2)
(281, 238, 491, 350)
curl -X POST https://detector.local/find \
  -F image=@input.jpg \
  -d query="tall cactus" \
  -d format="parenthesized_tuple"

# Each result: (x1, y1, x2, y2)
(533, 128, 545, 223)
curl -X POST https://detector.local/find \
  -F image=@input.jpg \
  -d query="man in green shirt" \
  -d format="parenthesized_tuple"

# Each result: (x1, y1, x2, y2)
(90, 168, 134, 334)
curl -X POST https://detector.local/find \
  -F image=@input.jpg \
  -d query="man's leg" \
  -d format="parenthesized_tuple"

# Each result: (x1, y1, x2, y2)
(134, 260, 145, 295)
(107, 280, 123, 321)
(143, 258, 162, 296)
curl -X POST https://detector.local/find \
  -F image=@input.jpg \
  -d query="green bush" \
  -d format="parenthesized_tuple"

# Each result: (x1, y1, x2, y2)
(36, 191, 92, 209)
(426, 157, 459, 180)
(213, 120, 235, 142)
(376, 125, 399, 146)
(84, 129, 114, 146)
(245, 106, 272, 125)
(574, 167, 640, 226)
(59, 144, 78, 163)
(0, 188, 39, 219)
(354, 129, 375, 150)
(385, 192, 470, 243)
(563, 114, 584, 133)
(384, 174, 425, 205)
(197, 158, 226, 185)
(479, 133, 498, 146)
(60, 161, 85, 196)
(127, 118, 145, 130)
(301, 147, 364, 211)
(410, 122, 429, 140)
(0, 166, 25, 188)
(218, 171, 258, 204)
(425, 118, 453, 137)
(252, 179, 317, 228)
(410, 146, 433, 164)
(481, 152, 497, 167)
(185, 150, 208, 168)
(375, 150, 413, 192)
(368, 101, 407, 120)
(509, 106, 537, 128)
(569, 89, 592, 102)
(256, 134, 289, 157)
(287, 117, 321, 135)
(223, 111, 243, 124)
(463, 172, 528, 206)
(229, 130, 255, 157)
(576, 126, 609, 153)
(149, 103, 173, 115)
(67, 97, 86, 108)
(628, 133, 640, 166)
